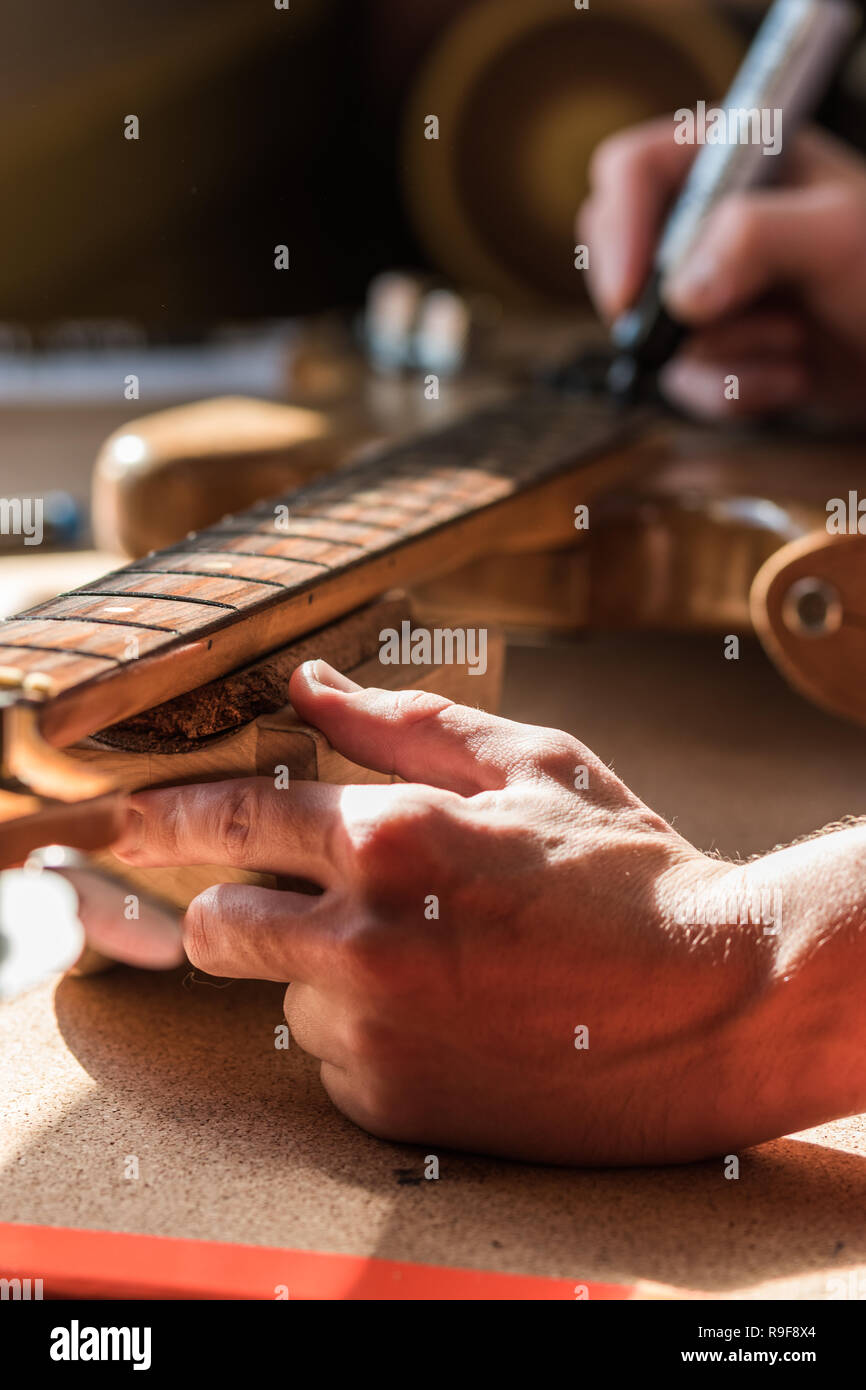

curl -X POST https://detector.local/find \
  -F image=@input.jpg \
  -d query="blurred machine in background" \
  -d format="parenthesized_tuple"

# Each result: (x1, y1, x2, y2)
(400, 0, 743, 307)
(2, 0, 864, 334)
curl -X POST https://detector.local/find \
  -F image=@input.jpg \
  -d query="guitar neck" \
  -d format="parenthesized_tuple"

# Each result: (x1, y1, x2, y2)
(0, 389, 645, 747)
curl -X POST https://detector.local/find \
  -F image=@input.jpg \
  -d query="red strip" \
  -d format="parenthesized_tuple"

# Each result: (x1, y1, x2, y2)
(0, 1221, 632, 1300)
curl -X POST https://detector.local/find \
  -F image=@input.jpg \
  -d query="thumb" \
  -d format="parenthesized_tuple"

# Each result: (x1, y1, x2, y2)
(663, 185, 851, 323)
(289, 660, 523, 796)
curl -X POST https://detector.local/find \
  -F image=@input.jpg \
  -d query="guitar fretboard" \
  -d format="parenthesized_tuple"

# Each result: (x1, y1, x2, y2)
(0, 389, 640, 745)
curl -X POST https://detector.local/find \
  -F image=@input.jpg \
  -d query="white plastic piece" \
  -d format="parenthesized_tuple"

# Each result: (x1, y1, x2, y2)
(0, 869, 84, 1001)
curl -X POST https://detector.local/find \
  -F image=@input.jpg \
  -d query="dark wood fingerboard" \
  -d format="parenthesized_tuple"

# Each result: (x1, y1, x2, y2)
(0, 389, 643, 745)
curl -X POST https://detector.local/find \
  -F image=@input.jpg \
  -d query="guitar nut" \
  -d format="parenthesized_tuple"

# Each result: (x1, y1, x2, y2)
(23, 672, 56, 698)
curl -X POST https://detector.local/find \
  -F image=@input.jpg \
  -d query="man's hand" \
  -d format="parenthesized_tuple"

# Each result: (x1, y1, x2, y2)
(580, 120, 866, 422)
(112, 661, 866, 1164)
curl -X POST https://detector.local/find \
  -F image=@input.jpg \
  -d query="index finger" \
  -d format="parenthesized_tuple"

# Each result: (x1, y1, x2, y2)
(580, 117, 697, 318)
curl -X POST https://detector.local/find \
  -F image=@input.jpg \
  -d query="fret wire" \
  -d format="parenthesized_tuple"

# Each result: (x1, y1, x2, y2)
(253, 511, 408, 534)
(176, 530, 368, 553)
(0, 390, 640, 714)
(11, 615, 182, 635)
(289, 514, 411, 528)
(65, 589, 241, 611)
(119, 566, 290, 590)
(189, 549, 331, 570)
(0, 642, 120, 664)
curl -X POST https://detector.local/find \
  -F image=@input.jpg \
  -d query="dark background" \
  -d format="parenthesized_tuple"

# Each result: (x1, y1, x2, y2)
(1, 0, 864, 333)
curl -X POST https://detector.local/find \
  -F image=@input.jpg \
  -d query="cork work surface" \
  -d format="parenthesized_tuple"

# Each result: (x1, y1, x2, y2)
(2, 633, 865, 1299)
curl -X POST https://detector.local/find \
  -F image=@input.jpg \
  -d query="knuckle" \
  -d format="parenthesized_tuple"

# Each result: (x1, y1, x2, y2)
(347, 788, 443, 881)
(343, 800, 394, 874)
(526, 729, 585, 782)
(216, 781, 258, 858)
(389, 687, 452, 726)
(157, 797, 184, 858)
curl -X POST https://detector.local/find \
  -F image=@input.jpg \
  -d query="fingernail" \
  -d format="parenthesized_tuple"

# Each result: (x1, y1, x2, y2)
(307, 660, 361, 693)
(114, 806, 143, 858)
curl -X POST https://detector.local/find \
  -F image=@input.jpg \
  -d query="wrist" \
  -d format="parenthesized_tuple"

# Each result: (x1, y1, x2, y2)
(692, 829, 866, 1149)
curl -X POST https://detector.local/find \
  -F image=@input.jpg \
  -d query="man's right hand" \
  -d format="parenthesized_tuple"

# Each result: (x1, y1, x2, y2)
(579, 119, 866, 422)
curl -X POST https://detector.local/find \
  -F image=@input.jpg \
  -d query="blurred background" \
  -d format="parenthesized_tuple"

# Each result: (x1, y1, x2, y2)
(2, 0, 866, 524)
(4, 0, 866, 327)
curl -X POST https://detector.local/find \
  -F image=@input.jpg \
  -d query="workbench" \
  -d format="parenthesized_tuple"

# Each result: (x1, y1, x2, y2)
(2, 631, 865, 1299)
